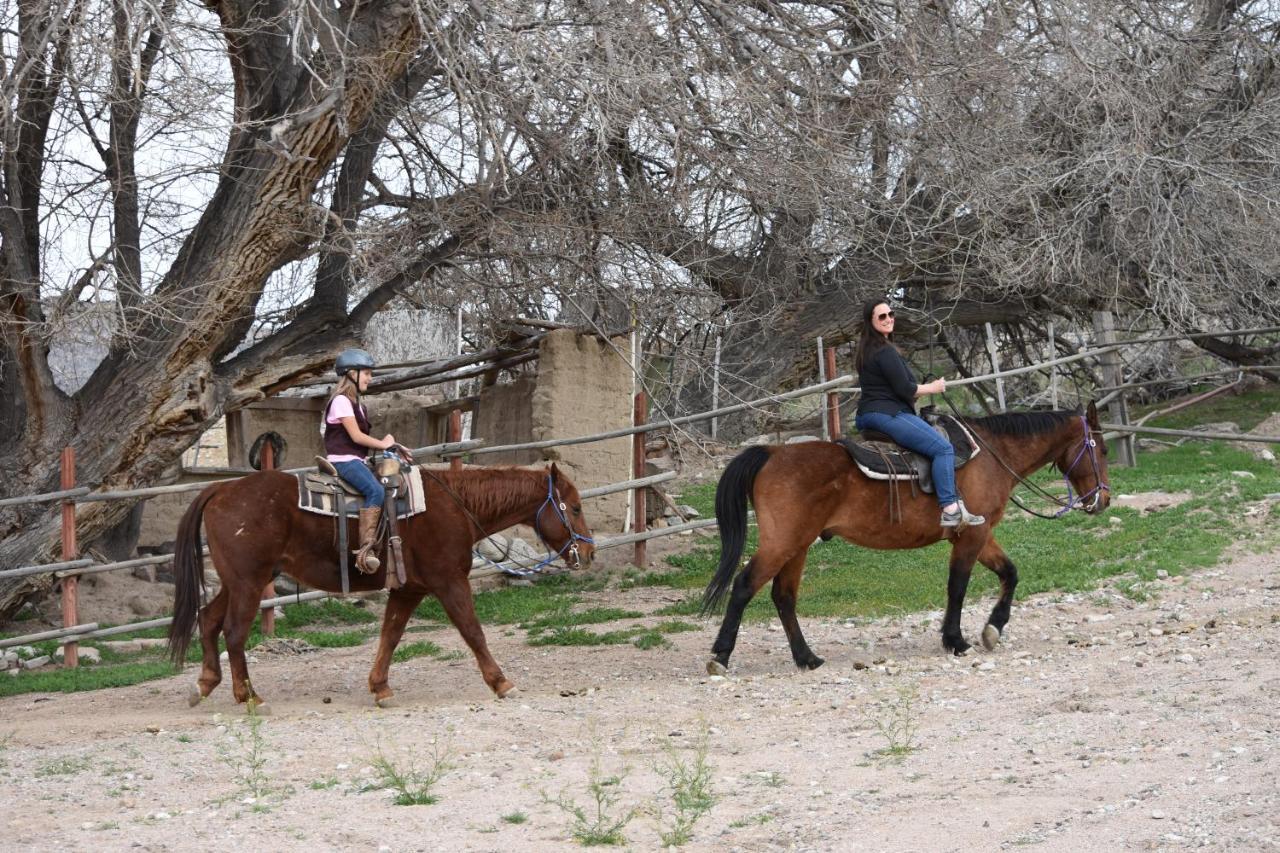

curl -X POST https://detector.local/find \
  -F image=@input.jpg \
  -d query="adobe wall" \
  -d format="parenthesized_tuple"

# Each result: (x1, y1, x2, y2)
(471, 376, 539, 466)
(531, 330, 632, 531)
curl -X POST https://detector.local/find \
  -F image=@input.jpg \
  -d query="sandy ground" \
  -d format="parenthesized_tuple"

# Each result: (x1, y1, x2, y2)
(3, 533, 1279, 852)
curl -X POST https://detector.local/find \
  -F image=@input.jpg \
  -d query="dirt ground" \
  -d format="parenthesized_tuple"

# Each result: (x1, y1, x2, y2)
(3, 531, 1279, 852)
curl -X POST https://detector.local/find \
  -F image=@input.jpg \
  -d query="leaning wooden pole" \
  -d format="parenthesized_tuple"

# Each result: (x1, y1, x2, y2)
(825, 346, 840, 438)
(632, 392, 648, 568)
(60, 448, 80, 669)
(259, 441, 277, 635)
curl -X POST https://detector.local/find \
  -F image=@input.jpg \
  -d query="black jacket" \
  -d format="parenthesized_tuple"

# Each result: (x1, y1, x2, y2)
(857, 344, 918, 417)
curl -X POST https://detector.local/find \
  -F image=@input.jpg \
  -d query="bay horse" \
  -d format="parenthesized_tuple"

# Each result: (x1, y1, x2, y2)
(702, 403, 1110, 674)
(167, 463, 594, 709)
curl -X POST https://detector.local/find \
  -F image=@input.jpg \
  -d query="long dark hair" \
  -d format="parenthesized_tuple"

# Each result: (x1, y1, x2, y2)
(854, 298, 896, 372)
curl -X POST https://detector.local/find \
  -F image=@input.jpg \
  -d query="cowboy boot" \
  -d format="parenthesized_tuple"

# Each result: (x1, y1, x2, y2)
(355, 507, 382, 573)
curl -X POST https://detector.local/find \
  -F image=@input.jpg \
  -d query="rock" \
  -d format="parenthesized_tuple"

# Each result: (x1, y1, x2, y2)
(741, 434, 774, 447)
(1231, 470, 1257, 479)
(54, 646, 101, 664)
(273, 575, 301, 595)
(474, 534, 512, 562)
(645, 455, 677, 476)
(1152, 810, 1167, 820)
(1195, 422, 1240, 434)
(22, 654, 51, 670)
(676, 505, 701, 519)
(127, 595, 154, 616)
(1149, 628, 1164, 637)
(785, 435, 821, 444)
(1156, 570, 1169, 579)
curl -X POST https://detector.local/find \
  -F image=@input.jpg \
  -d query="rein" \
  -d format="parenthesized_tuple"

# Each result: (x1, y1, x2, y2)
(421, 468, 594, 576)
(939, 395, 1109, 519)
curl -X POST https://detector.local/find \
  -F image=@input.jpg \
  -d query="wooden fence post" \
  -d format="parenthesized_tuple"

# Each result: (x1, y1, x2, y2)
(632, 392, 648, 568)
(448, 408, 463, 471)
(260, 440, 277, 635)
(817, 337, 829, 440)
(1093, 310, 1136, 467)
(825, 346, 840, 438)
(1047, 321, 1059, 410)
(60, 448, 79, 668)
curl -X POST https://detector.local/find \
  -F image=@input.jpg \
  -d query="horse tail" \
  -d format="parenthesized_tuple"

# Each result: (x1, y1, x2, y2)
(702, 445, 772, 615)
(168, 483, 219, 666)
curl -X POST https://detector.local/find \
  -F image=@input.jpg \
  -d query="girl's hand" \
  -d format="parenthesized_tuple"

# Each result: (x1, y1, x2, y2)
(381, 434, 397, 450)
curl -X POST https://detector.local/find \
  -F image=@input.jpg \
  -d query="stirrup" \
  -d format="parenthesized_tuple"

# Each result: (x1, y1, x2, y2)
(940, 501, 985, 528)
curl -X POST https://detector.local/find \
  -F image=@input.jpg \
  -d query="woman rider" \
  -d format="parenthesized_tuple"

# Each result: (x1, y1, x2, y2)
(853, 300, 985, 529)
(324, 349, 400, 572)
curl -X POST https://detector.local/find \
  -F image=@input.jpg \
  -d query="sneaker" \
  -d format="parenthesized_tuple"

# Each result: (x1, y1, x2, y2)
(940, 501, 985, 528)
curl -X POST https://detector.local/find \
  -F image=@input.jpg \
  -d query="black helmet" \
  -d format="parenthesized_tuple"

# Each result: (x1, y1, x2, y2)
(335, 348, 375, 376)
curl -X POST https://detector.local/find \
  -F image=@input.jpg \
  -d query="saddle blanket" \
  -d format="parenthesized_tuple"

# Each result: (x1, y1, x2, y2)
(836, 414, 979, 493)
(296, 466, 427, 519)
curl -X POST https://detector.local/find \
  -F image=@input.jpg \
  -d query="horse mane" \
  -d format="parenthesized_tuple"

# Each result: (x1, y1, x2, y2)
(963, 409, 1077, 437)
(427, 466, 546, 518)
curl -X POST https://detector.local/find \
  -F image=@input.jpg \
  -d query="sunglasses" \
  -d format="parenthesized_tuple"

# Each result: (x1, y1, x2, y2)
(875, 310, 895, 321)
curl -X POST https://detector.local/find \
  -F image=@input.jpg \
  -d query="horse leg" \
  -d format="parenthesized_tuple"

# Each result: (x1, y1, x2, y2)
(222, 588, 267, 710)
(977, 537, 1019, 651)
(435, 580, 516, 698)
(190, 587, 229, 706)
(708, 552, 784, 674)
(771, 552, 823, 670)
(941, 537, 983, 656)
(367, 588, 427, 707)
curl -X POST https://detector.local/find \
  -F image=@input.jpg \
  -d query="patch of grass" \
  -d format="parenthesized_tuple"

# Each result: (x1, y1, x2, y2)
(308, 777, 340, 790)
(0, 661, 178, 698)
(528, 620, 699, 650)
(1137, 386, 1280, 432)
(36, 755, 93, 777)
(278, 599, 379, 628)
(654, 730, 716, 847)
(218, 704, 277, 806)
(392, 640, 445, 662)
(501, 811, 529, 824)
(523, 607, 645, 634)
(367, 739, 453, 806)
(284, 629, 368, 648)
(414, 572, 590, 626)
(544, 744, 638, 846)
(867, 685, 922, 761)
(729, 812, 774, 828)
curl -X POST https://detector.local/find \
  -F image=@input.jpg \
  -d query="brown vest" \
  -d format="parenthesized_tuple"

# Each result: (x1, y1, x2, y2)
(324, 395, 371, 458)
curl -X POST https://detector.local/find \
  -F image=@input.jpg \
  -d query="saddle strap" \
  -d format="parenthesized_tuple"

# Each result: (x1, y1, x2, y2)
(336, 487, 350, 594)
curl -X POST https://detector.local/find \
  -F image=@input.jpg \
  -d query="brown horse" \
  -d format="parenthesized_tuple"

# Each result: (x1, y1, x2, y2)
(702, 404, 1110, 673)
(167, 463, 595, 709)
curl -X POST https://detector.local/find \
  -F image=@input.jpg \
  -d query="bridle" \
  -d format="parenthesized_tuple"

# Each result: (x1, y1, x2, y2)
(1054, 415, 1110, 516)
(422, 469, 595, 576)
(532, 474, 596, 570)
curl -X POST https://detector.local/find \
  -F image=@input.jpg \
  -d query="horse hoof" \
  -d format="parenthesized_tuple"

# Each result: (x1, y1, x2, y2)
(497, 685, 519, 699)
(706, 659, 728, 676)
(981, 625, 1000, 651)
(808, 657, 825, 671)
(187, 687, 205, 708)
(247, 700, 271, 717)
(375, 695, 396, 709)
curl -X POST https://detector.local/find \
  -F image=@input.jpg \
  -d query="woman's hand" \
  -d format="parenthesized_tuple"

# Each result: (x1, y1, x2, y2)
(380, 434, 397, 450)
(918, 378, 946, 396)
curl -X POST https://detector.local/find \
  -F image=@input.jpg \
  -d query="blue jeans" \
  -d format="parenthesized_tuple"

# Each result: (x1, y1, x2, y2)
(334, 460, 385, 509)
(855, 411, 958, 507)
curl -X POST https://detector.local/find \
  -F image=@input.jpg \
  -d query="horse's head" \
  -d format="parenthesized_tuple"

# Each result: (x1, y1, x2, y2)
(1054, 401, 1111, 514)
(534, 463, 596, 569)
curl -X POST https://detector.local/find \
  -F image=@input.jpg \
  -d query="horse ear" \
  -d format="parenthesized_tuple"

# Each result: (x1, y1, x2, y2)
(1086, 400, 1099, 425)
(548, 462, 561, 481)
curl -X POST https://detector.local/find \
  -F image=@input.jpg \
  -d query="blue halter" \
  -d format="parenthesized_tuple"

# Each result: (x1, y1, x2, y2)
(476, 473, 596, 578)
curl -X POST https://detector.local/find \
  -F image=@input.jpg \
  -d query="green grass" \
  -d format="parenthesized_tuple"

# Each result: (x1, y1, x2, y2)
(392, 640, 445, 662)
(527, 620, 699, 649)
(0, 661, 178, 698)
(1136, 385, 1280, 432)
